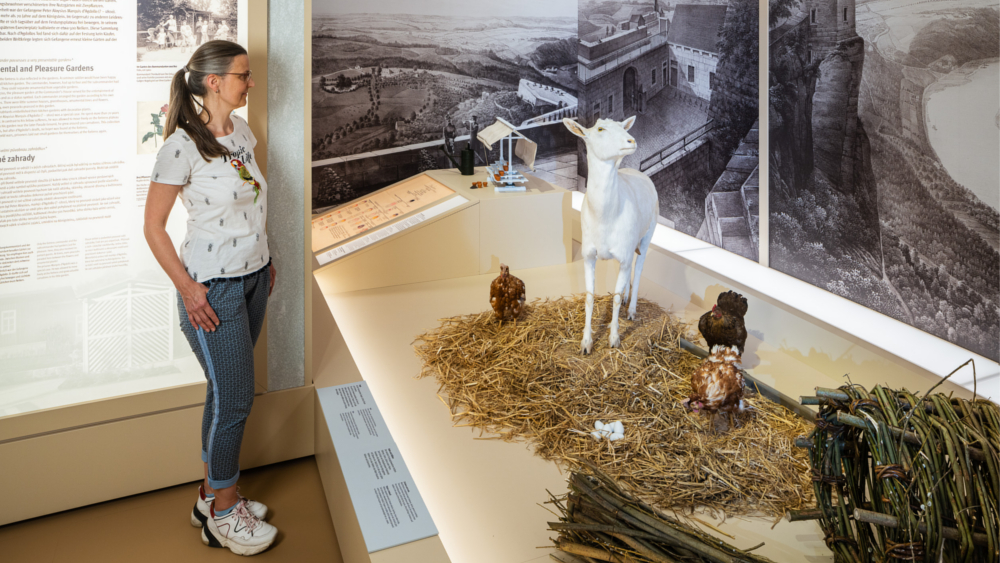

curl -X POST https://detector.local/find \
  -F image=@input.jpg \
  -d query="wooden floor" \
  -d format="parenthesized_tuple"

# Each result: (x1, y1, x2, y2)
(0, 457, 343, 563)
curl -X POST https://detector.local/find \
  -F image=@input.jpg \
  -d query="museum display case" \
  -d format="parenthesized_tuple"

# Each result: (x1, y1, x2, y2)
(309, 166, 996, 562)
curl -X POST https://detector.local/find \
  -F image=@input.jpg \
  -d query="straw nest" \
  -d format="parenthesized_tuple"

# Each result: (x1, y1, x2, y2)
(414, 294, 815, 518)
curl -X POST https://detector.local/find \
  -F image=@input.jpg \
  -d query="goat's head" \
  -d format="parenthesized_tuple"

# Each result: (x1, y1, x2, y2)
(562, 117, 637, 162)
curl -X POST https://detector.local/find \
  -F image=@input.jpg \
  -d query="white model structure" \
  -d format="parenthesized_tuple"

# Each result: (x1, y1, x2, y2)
(563, 117, 658, 354)
(477, 117, 537, 192)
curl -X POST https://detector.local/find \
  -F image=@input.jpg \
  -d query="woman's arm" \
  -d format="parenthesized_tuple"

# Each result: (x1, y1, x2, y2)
(143, 181, 219, 331)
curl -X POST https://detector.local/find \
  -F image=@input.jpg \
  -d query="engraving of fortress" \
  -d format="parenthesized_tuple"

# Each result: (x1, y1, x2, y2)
(769, 0, 1000, 361)
(577, 0, 760, 260)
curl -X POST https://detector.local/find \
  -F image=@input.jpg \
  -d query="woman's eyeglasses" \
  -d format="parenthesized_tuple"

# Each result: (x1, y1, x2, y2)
(220, 70, 252, 83)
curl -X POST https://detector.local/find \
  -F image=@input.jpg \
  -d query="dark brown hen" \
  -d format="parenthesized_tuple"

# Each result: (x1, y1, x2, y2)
(698, 290, 748, 353)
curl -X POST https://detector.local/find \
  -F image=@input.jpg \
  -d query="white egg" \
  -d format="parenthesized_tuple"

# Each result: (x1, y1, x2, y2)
(613, 421, 624, 434)
(609, 432, 624, 441)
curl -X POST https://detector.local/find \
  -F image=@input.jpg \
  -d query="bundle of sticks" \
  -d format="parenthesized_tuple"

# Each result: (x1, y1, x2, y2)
(548, 460, 776, 563)
(791, 375, 999, 562)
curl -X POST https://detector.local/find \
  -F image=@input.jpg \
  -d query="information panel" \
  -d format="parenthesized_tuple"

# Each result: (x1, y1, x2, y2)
(311, 174, 455, 252)
(0, 0, 248, 416)
(317, 382, 438, 553)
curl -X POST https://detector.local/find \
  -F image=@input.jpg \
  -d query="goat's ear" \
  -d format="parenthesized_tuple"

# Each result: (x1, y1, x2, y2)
(621, 116, 637, 131)
(563, 118, 588, 138)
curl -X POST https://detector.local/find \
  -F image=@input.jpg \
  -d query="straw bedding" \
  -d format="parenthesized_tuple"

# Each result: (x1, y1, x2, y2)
(414, 294, 815, 518)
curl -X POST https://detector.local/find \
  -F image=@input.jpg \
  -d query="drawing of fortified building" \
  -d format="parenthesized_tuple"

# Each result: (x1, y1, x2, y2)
(578, 8, 670, 122)
(577, 3, 727, 124)
(666, 5, 728, 102)
(806, 0, 857, 61)
(772, 0, 865, 196)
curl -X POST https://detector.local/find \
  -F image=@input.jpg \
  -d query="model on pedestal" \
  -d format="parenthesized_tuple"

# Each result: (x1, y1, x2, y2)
(562, 117, 658, 354)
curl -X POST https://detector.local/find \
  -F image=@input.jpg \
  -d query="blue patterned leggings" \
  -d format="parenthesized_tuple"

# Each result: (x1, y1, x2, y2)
(178, 264, 269, 489)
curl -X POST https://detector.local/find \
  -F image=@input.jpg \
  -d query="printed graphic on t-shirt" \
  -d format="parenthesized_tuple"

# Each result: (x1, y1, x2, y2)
(229, 158, 261, 204)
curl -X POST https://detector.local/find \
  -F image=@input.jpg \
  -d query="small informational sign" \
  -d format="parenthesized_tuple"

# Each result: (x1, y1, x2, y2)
(317, 382, 438, 553)
(315, 195, 467, 266)
(311, 174, 456, 252)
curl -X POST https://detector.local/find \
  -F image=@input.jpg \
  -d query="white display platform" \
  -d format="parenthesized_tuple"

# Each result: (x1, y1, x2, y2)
(313, 173, 989, 563)
(316, 259, 836, 563)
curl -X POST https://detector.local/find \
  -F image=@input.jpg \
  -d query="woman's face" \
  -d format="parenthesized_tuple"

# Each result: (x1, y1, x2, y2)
(216, 55, 254, 110)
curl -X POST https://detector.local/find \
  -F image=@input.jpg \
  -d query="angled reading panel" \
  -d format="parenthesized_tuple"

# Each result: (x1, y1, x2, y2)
(311, 174, 463, 263)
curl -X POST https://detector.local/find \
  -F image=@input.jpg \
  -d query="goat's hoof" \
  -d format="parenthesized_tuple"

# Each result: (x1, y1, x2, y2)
(608, 333, 620, 348)
(580, 337, 593, 355)
(627, 308, 636, 321)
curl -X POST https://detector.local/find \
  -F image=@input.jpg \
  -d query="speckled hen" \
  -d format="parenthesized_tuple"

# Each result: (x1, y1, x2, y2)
(682, 345, 746, 432)
(489, 264, 525, 321)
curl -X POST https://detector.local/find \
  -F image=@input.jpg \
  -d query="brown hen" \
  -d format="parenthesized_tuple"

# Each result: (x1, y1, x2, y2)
(698, 290, 748, 353)
(489, 264, 525, 321)
(682, 345, 746, 431)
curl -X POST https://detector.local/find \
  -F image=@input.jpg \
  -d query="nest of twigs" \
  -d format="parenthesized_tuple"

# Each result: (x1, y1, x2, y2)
(414, 294, 815, 518)
(548, 459, 777, 563)
(800, 382, 999, 562)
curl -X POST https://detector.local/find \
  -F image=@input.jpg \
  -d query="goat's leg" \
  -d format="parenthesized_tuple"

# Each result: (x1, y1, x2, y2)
(608, 257, 632, 348)
(581, 255, 596, 354)
(621, 259, 633, 312)
(627, 229, 655, 320)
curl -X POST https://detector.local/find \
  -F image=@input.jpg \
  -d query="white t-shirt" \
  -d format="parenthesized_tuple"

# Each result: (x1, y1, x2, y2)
(151, 115, 269, 284)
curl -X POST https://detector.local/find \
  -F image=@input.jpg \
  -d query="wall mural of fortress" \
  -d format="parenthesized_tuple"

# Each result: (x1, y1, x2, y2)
(769, 0, 1000, 360)
(577, 0, 760, 259)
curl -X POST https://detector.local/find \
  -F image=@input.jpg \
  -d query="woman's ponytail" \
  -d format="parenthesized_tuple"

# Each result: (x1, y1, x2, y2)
(163, 40, 247, 161)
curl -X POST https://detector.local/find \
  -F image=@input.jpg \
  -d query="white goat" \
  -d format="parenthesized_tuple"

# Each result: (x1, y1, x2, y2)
(563, 117, 658, 354)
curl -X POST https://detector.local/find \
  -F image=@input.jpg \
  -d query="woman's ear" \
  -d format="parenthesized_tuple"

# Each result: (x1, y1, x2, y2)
(205, 73, 220, 94)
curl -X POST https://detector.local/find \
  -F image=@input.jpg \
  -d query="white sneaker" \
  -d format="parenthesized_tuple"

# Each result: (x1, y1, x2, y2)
(202, 498, 278, 555)
(190, 485, 268, 527)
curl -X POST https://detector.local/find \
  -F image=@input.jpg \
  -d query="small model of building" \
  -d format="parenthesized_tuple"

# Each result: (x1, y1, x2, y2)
(476, 118, 537, 192)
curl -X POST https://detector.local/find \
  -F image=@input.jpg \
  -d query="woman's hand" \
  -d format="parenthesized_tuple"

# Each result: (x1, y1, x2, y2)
(144, 181, 222, 331)
(180, 279, 219, 332)
(268, 261, 276, 296)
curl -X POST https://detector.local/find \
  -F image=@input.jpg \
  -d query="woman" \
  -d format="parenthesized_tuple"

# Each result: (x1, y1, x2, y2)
(143, 40, 277, 556)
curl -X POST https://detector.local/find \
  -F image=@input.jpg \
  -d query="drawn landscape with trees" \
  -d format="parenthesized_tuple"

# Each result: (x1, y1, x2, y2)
(311, 11, 577, 160)
(769, 0, 999, 360)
